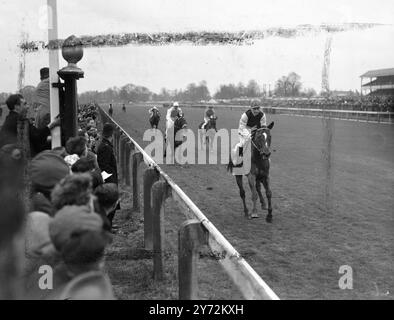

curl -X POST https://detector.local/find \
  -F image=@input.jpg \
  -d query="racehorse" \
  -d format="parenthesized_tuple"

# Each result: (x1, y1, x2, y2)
(164, 115, 188, 157)
(198, 116, 218, 151)
(227, 122, 274, 222)
(149, 109, 160, 129)
(173, 115, 188, 149)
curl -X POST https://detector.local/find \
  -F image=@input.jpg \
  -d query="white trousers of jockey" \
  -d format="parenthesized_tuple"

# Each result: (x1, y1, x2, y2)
(232, 106, 267, 165)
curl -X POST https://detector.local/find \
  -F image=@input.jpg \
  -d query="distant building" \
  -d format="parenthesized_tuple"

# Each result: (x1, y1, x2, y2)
(360, 68, 394, 96)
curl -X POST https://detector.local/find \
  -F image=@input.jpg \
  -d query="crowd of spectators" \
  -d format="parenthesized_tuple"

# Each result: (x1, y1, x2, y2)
(0, 99, 120, 299)
(266, 95, 394, 112)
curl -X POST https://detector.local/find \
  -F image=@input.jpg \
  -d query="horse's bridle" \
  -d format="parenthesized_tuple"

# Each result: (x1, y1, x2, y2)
(251, 129, 271, 159)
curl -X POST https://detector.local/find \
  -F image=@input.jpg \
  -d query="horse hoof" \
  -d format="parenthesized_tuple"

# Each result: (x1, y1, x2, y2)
(265, 215, 272, 223)
(251, 213, 260, 219)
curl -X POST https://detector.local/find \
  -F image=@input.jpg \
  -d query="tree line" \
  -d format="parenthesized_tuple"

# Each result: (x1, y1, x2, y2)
(1, 72, 318, 106)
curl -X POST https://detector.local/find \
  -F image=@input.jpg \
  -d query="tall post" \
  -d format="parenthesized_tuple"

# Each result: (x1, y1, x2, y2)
(47, 0, 61, 148)
(178, 220, 208, 300)
(132, 152, 144, 212)
(58, 35, 84, 143)
(151, 181, 170, 281)
(143, 168, 160, 250)
(125, 142, 132, 186)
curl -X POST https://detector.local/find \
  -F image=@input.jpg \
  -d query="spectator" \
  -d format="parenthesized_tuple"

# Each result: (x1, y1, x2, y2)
(94, 183, 119, 230)
(65, 136, 88, 158)
(51, 173, 93, 212)
(0, 94, 60, 156)
(48, 205, 114, 300)
(34, 67, 50, 130)
(29, 150, 70, 216)
(64, 136, 88, 167)
(71, 156, 103, 190)
(96, 123, 118, 185)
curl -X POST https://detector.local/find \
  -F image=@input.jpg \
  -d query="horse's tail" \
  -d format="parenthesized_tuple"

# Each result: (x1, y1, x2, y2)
(227, 156, 234, 173)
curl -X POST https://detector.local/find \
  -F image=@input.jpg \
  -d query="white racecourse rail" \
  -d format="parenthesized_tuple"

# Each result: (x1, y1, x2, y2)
(100, 108, 279, 300)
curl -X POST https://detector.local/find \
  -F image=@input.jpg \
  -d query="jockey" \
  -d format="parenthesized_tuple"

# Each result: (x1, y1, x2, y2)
(148, 106, 160, 117)
(233, 100, 266, 163)
(165, 102, 182, 139)
(201, 105, 216, 129)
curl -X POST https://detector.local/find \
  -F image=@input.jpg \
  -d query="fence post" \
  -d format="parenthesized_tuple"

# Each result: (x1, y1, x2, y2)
(143, 167, 160, 250)
(132, 152, 144, 212)
(125, 142, 132, 186)
(178, 220, 208, 300)
(116, 130, 122, 162)
(113, 128, 120, 161)
(151, 181, 171, 280)
(119, 136, 128, 183)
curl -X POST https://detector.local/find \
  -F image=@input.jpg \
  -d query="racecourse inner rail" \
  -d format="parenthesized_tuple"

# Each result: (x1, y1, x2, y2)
(98, 107, 279, 300)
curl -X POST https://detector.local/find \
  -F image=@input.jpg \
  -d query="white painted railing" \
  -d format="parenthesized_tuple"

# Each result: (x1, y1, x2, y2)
(99, 106, 279, 300)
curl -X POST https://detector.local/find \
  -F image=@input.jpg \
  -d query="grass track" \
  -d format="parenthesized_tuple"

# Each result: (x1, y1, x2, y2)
(106, 103, 394, 300)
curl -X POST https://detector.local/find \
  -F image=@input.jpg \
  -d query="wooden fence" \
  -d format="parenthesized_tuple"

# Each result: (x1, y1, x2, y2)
(98, 107, 279, 300)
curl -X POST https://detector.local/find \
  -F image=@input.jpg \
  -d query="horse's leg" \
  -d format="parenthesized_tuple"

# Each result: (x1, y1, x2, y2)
(262, 176, 273, 223)
(200, 130, 205, 150)
(247, 174, 259, 218)
(256, 178, 267, 210)
(235, 175, 249, 218)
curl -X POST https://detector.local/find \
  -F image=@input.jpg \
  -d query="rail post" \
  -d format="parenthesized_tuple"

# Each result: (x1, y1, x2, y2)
(125, 142, 132, 186)
(119, 136, 128, 183)
(113, 128, 120, 161)
(151, 181, 171, 280)
(178, 220, 208, 300)
(132, 151, 144, 212)
(143, 167, 160, 250)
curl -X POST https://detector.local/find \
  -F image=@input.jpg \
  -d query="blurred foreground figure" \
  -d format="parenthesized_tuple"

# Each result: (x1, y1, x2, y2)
(0, 144, 25, 299)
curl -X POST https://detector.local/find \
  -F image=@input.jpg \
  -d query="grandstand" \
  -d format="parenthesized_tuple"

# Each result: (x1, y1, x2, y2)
(361, 68, 394, 96)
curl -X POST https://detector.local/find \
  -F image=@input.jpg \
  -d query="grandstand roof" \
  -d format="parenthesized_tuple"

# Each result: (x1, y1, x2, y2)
(362, 76, 394, 87)
(360, 68, 394, 78)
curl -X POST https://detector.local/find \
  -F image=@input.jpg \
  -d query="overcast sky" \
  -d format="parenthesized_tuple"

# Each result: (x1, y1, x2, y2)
(1, 0, 394, 94)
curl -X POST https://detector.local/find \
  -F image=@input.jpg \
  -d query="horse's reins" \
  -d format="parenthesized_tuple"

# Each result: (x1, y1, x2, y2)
(251, 132, 272, 158)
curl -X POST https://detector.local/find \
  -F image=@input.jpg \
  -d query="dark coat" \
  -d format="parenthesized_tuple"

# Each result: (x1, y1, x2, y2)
(0, 110, 51, 156)
(96, 138, 118, 184)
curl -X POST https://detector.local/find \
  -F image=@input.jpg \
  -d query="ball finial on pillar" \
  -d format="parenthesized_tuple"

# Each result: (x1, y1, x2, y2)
(59, 35, 84, 77)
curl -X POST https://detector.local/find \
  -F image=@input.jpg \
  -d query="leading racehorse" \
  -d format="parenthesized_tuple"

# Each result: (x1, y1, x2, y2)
(198, 115, 218, 151)
(227, 122, 274, 222)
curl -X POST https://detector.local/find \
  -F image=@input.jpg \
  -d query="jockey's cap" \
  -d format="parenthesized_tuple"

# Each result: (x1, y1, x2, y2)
(173, 102, 179, 107)
(251, 99, 260, 108)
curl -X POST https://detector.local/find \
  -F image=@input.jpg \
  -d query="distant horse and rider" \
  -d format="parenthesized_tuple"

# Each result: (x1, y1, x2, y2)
(198, 115, 218, 151)
(163, 102, 188, 155)
(149, 106, 161, 129)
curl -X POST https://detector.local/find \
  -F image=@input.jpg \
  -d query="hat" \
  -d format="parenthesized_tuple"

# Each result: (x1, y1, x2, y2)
(173, 102, 179, 107)
(102, 123, 115, 138)
(30, 151, 70, 191)
(49, 205, 104, 252)
(251, 99, 260, 108)
(40, 67, 49, 80)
